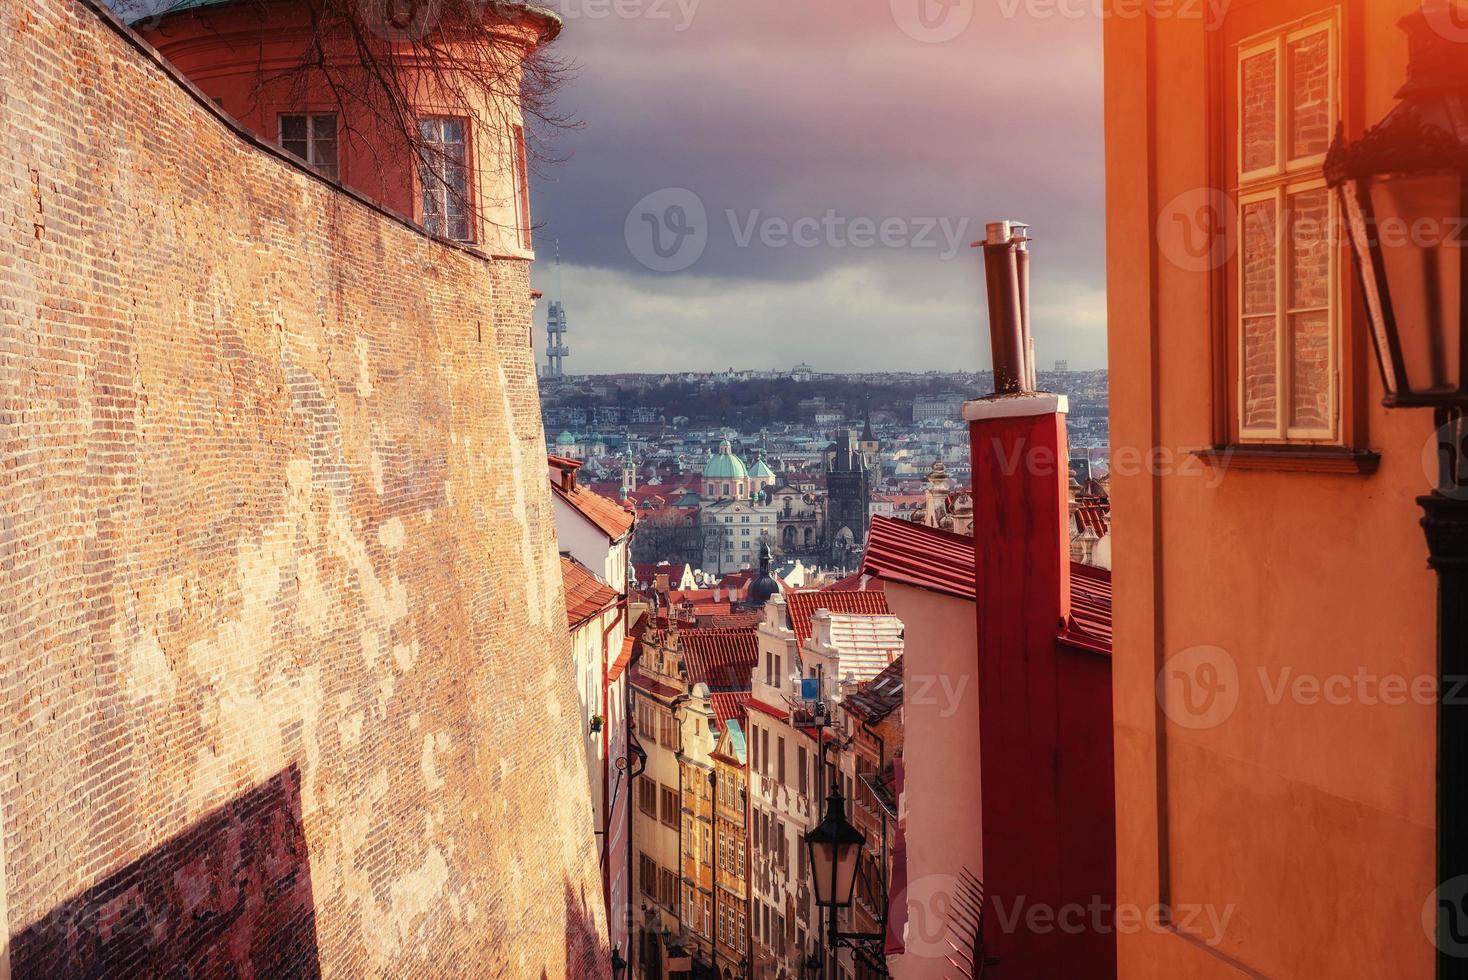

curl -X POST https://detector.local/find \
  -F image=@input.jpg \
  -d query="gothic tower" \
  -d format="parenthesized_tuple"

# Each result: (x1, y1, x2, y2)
(825, 429, 870, 569)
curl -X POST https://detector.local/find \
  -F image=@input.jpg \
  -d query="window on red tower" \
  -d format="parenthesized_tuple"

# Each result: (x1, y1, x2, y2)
(418, 116, 472, 242)
(278, 113, 339, 181)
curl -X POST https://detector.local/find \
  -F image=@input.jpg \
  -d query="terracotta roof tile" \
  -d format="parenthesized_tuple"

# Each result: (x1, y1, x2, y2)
(548, 457, 634, 540)
(681, 629, 759, 692)
(860, 515, 975, 601)
(747, 698, 790, 721)
(629, 665, 682, 701)
(786, 588, 891, 649)
(606, 635, 636, 683)
(560, 556, 618, 629)
(1063, 563, 1113, 654)
(844, 656, 904, 722)
(701, 611, 765, 630)
(825, 572, 885, 592)
(710, 691, 751, 729)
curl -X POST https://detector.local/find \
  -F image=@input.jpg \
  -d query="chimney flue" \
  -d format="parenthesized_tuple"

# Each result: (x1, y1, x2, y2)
(980, 220, 1032, 396)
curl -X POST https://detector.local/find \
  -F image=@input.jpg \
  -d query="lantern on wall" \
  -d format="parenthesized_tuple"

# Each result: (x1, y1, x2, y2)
(805, 787, 864, 910)
(1326, 2, 1468, 409)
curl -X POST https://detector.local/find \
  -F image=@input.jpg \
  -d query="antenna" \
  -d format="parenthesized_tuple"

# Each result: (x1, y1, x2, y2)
(545, 238, 570, 378)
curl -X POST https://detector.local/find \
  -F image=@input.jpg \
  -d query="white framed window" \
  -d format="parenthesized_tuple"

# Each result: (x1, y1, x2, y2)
(1233, 14, 1340, 443)
(511, 124, 532, 249)
(278, 113, 339, 181)
(418, 116, 472, 242)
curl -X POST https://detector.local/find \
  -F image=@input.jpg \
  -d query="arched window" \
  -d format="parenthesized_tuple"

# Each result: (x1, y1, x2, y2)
(803, 527, 814, 547)
(783, 526, 796, 547)
(723, 482, 730, 497)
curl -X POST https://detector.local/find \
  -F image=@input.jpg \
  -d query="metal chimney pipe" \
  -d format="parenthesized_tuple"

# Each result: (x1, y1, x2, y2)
(1013, 223, 1036, 389)
(981, 220, 1029, 395)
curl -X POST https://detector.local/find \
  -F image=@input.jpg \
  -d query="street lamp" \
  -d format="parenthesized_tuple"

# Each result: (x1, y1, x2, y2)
(806, 786, 865, 913)
(1326, 2, 1468, 410)
(803, 783, 887, 975)
(1326, 5, 1468, 977)
(611, 948, 627, 980)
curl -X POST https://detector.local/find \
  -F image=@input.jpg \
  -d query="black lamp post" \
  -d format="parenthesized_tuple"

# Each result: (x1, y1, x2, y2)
(1326, 5, 1468, 975)
(803, 784, 885, 976)
(612, 948, 628, 980)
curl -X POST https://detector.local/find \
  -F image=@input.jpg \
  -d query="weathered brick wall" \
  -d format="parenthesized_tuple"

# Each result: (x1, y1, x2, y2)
(0, 0, 608, 975)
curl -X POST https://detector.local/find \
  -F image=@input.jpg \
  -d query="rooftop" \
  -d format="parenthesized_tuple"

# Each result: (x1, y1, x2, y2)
(785, 587, 891, 649)
(812, 611, 904, 685)
(560, 556, 618, 629)
(681, 629, 760, 692)
(549, 457, 635, 540)
(860, 514, 975, 601)
(843, 656, 904, 723)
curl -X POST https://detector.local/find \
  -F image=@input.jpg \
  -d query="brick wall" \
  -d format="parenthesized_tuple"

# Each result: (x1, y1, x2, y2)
(0, 0, 607, 975)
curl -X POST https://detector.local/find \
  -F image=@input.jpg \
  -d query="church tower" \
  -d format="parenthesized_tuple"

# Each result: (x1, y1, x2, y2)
(825, 429, 871, 569)
(858, 397, 880, 466)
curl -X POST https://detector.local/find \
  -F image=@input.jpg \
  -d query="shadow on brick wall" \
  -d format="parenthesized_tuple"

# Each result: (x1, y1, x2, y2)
(564, 876, 609, 979)
(11, 765, 320, 979)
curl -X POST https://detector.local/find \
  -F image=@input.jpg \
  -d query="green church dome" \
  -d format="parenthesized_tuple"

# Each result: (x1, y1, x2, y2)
(556, 431, 576, 446)
(703, 441, 748, 480)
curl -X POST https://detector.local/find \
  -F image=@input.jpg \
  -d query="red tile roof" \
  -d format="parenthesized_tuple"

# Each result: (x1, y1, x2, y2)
(551, 480, 635, 540)
(548, 457, 635, 540)
(825, 572, 885, 592)
(607, 635, 636, 683)
(1062, 563, 1113, 654)
(860, 515, 975, 601)
(635, 562, 690, 586)
(1073, 497, 1111, 537)
(844, 656, 904, 722)
(862, 516, 1113, 654)
(785, 588, 891, 649)
(560, 557, 619, 629)
(747, 697, 790, 721)
(681, 629, 759, 692)
(628, 665, 683, 701)
(710, 691, 751, 729)
(701, 611, 766, 630)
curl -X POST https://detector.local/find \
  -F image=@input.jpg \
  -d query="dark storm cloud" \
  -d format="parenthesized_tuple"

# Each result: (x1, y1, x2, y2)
(531, 0, 1107, 371)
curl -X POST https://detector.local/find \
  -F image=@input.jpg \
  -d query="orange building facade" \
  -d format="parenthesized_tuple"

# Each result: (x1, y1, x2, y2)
(1105, 0, 1440, 976)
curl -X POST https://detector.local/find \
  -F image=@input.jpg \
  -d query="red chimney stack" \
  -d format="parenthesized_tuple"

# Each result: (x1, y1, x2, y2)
(967, 222, 1116, 978)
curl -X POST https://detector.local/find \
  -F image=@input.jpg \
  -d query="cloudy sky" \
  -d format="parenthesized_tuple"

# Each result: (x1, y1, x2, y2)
(528, 0, 1105, 375)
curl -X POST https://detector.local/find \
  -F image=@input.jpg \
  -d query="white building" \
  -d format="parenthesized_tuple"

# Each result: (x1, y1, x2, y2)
(548, 456, 636, 962)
